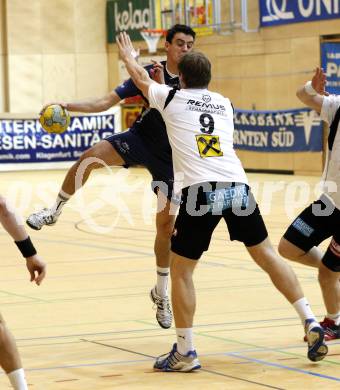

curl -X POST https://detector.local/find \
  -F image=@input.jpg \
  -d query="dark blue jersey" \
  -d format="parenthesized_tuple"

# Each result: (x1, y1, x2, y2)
(115, 61, 179, 162)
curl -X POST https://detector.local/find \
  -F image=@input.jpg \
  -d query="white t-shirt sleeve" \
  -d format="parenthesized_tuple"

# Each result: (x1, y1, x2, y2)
(320, 94, 340, 125)
(148, 83, 172, 111)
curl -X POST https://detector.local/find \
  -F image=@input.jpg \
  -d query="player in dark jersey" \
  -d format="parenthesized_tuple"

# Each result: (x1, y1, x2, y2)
(26, 24, 196, 329)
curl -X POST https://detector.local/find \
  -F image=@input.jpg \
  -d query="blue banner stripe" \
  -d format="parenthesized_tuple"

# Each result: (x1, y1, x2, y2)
(259, 0, 340, 27)
(321, 42, 340, 95)
(234, 107, 323, 152)
(0, 107, 323, 163)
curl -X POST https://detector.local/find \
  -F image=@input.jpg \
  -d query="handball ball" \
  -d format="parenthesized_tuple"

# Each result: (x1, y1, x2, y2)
(39, 104, 70, 134)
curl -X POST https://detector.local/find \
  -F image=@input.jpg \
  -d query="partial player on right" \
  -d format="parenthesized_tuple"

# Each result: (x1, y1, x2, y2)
(279, 67, 340, 340)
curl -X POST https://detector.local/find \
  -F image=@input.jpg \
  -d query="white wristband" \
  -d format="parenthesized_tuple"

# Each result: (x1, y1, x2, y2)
(304, 81, 317, 96)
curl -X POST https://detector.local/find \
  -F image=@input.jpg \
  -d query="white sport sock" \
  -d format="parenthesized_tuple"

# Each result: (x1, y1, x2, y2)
(51, 190, 71, 215)
(176, 328, 195, 355)
(326, 312, 340, 325)
(156, 266, 169, 297)
(293, 297, 317, 325)
(7, 368, 28, 390)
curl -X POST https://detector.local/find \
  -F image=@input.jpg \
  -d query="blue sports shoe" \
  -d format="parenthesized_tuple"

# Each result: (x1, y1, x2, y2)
(305, 319, 328, 362)
(154, 343, 201, 372)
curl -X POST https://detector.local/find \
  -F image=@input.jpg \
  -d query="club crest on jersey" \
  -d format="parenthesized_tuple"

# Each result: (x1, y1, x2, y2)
(195, 134, 223, 158)
(202, 94, 211, 103)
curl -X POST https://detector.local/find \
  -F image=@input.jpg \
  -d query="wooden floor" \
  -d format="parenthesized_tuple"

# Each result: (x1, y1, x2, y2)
(0, 168, 339, 389)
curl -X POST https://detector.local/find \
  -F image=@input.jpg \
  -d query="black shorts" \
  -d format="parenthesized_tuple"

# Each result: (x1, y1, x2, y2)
(171, 182, 268, 260)
(283, 194, 340, 252)
(105, 131, 174, 200)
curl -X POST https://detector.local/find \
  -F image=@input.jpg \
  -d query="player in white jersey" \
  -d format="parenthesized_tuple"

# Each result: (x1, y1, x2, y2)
(117, 32, 328, 371)
(0, 196, 46, 389)
(279, 67, 340, 341)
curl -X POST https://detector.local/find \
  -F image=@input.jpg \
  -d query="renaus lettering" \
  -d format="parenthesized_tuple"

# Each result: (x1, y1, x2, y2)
(186, 99, 226, 111)
(115, 2, 149, 32)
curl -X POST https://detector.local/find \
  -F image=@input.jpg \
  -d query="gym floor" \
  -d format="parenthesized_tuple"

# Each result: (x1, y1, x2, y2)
(0, 168, 339, 389)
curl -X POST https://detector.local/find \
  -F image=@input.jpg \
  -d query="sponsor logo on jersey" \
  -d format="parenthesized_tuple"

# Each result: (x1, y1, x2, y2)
(195, 134, 223, 158)
(187, 99, 226, 111)
(186, 99, 227, 115)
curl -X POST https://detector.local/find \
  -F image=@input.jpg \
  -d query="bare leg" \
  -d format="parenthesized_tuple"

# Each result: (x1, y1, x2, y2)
(247, 238, 328, 361)
(26, 141, 126, 229)
(154, 194, 176, 269)
(278, 238, 323, 268)
(154, 252, 201, 371)
(170, 253, 198, 328)
(318, 263, 340, 315)
(150, 195, 176, 328)
(61, 140, 125, 196)
(0, 314, 22, 374)
(247, 237, 304, 303)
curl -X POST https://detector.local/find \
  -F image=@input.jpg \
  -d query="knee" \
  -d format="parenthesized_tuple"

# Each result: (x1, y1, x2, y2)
(278, 238, 301, 261)
(170, 266, 192, 283)
(156, 217, 174, 239)
(318, 263, 337, 287)
(77, 147, 105, 170)
(170, 259, 193, 281)
(278, 238, 289, 258)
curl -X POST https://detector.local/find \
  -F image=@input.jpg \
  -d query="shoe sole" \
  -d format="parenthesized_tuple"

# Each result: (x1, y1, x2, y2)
(150, 290, 172, 329)
(307, 327, 328, 362)
(26, 220, 56, 231)
(154, 363, 201, 372)
(304, 334, 338, 342)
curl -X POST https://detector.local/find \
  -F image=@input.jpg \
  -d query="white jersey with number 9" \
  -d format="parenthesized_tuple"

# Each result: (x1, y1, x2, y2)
(148, 83, 248, 191)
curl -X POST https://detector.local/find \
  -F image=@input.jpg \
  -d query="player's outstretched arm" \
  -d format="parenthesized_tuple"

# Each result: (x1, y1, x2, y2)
(40, 90, 122, 115)
(0, 196, 46, 285)
(296, 67, 328, 114)
(116, 32, 155, 98)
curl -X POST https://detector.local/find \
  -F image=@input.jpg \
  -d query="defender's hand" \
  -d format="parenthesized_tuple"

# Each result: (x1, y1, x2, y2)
(26, 255, 46, 286)
(311, 67, 329, 96)
(150, 60, 165, 84)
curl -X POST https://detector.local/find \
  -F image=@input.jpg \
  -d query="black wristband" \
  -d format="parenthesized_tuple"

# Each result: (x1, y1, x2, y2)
(15, 236, 37, 258)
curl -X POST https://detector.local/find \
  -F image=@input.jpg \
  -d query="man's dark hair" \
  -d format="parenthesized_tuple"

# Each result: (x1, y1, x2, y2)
(178, 51, 211, 88)
(166, 24, 196, 43)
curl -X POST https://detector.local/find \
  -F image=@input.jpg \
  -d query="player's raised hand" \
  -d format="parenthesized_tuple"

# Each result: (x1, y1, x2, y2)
(40, 102, 67, 115)
(26, 254, 46, 286)
(116, 32, 139, 61)
(150, 60, 165, 84)
(311, 67, 329, 96)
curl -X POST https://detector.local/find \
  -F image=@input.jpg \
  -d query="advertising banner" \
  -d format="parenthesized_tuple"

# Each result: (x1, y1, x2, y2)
(234, 108, 323, 152)
(0, 106, 323, 172)
(321, 42, 340, 95)
(259, 0, 340, 27)
(107, 0, 150, 43)
(0, 109, 120, 168)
